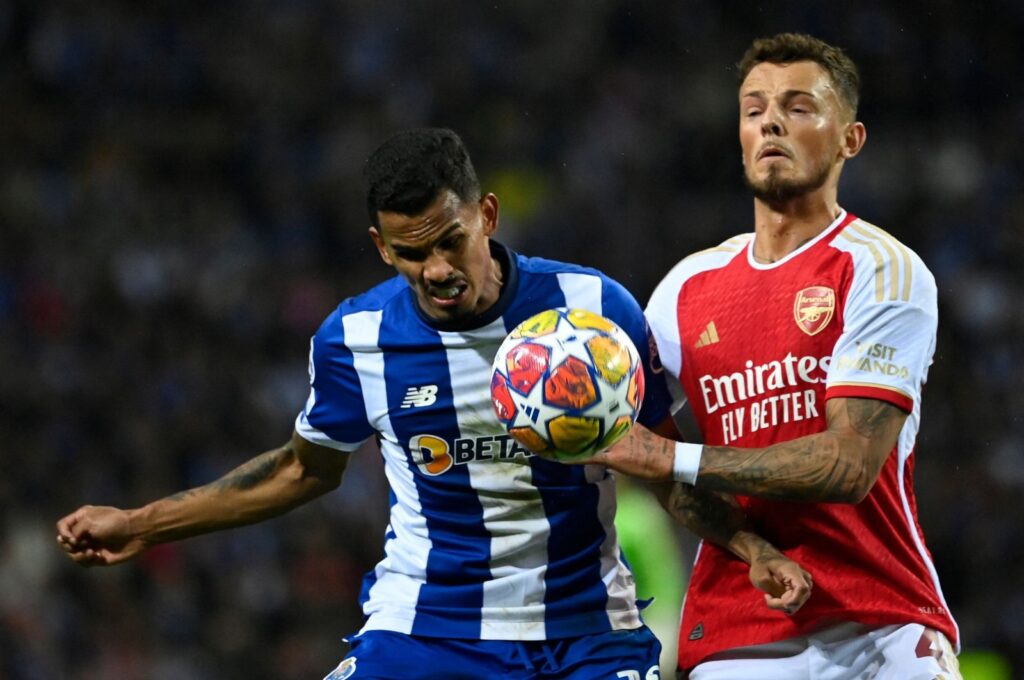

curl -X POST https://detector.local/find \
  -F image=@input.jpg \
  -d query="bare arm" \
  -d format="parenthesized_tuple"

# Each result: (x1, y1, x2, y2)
(652, 482, 811, 613)
(641, 418, 812, 613)
(56, 431, 348, 566)
(595, 397, 906, 503)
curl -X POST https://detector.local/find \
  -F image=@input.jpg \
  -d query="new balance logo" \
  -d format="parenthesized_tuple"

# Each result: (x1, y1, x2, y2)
(401, 385, 439, 408)
(694, 321, 720, 348)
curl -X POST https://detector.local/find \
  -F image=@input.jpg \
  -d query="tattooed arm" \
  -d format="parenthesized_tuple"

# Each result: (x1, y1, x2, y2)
(56, 431, 347, 566)
(642, 417, 813, 613)
(596, 397, 906, 503)
(653, 482, 812, 613)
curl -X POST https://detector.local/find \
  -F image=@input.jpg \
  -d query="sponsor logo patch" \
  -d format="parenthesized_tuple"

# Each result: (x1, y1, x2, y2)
(410, 433, 535, 475)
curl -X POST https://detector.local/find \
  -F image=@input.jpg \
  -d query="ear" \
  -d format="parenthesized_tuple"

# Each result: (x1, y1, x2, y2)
(368, 227, 393, 266)
(480, 193, 499, 237)
(840, 121, 866, 160)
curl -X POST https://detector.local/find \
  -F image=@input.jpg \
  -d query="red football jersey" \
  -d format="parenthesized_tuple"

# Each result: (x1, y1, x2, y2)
(645, 211, 958, 670)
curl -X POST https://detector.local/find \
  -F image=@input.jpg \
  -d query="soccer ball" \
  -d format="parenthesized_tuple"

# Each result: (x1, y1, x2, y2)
(490, 308, 645, 461)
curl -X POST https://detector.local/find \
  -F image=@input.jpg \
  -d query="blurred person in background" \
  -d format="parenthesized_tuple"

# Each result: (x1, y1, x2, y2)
(568, 33, 961, 679)
(55, 127, 809, 679)
(614, 475, 688, 675)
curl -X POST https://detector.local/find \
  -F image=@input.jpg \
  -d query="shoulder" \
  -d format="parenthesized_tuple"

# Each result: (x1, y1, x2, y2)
(514, 251, 645, 332)
(516, 252, 607, 280)
(648, 233, 752, 308)
(828, 217, 936, 308)
(517, 252, 638, 303)
(313, 275, 411, 347)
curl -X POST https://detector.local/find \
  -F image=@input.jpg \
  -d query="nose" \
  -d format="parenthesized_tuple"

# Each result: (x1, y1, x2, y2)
(761, 106, 784, 137)
(423, 251, 455, 283)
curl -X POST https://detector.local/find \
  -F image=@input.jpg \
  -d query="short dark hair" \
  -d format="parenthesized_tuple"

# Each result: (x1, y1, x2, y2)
(363, 128, 481, 228)
(737, 33, 860, 118)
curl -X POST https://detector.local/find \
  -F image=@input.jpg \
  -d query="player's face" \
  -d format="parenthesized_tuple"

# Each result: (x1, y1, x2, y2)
(739, 61, 856, 203)
(370, 190, 502, 324)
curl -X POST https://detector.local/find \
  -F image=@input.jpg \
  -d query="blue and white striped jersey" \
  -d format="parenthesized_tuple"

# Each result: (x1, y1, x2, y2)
(295, 243, 671, 641)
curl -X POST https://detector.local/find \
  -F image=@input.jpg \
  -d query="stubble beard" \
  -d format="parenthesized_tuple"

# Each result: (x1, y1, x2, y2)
(745, 157, 832, 204)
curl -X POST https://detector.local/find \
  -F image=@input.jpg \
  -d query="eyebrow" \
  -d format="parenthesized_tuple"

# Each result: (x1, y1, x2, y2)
(741, 88, 818, 100)
(390, 222, 463, 253)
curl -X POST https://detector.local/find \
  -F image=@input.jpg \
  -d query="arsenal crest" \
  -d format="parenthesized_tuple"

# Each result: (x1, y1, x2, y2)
(794, 287, 836, 336)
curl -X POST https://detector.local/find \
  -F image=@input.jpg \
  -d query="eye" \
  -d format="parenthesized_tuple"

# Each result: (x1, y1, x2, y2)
(789, 99, 816, 115)
(439, 233, 464, 250)
(393, 248, 425, 262)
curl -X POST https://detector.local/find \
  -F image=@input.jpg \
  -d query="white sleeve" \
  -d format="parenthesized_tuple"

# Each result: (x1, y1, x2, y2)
(644, 238, 751, 379)
(644, 260, 686, 382)
(826, 224, 938, 411)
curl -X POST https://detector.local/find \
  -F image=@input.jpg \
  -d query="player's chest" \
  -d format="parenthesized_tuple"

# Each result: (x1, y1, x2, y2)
(375, 343, 542, 476)
(678, 268, 844, 443)
(375, 342, 504, 439)
(676, 263, 849, 396)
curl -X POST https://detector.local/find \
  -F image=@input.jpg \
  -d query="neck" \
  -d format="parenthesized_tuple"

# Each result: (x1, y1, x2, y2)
(751, 190, 841, 264)
(475, 254, 505, 313)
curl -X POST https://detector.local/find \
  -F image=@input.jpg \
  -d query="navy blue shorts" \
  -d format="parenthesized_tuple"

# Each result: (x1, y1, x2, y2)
(324, 626, 663, 680)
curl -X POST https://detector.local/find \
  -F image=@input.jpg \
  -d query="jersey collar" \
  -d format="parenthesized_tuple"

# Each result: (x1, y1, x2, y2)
(746, 209, 854, 269)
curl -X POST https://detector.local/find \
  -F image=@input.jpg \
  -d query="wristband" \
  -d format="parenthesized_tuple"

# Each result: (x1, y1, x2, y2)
(672, 442, 703, 485)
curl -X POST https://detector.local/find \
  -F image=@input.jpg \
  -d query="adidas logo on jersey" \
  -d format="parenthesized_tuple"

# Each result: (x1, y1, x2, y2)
(401, 385, 439, 408)
(695, 321, 720, 348)
(688, 622, 704, 640)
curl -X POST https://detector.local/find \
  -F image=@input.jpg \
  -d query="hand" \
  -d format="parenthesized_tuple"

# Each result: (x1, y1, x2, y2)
(55, 505, 149, 567)
(548, 426, 676, 481)
(749, 551, 813, 614)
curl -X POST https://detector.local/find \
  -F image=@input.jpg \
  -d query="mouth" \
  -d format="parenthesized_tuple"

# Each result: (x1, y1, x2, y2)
(426, 282, 469, 307)
(757, 145, 791, 161)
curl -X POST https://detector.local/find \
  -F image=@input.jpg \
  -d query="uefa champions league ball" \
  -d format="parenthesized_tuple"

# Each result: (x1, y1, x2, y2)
(489, 308, 645, 461)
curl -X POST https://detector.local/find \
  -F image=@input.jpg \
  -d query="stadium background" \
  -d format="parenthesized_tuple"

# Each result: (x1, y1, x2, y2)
(1, 1, 1020, 677)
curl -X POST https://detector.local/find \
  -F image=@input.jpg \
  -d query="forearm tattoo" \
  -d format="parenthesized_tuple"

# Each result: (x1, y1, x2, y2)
(747, 532, 781, 565)
(168, 449, 287, 502)
(697, 398, 906, 502)
(609, 426, 675, 478)
(668, 484, 746, 547)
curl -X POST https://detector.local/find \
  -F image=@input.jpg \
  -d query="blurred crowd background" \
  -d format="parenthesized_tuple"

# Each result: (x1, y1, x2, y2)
(1, 1, 1021, 678)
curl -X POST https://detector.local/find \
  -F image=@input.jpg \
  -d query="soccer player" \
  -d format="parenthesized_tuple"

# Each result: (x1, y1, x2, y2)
(574, 34, 962, 679)
(55, 128, 810, 679)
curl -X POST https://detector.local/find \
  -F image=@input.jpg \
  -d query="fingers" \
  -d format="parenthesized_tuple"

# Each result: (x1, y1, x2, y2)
(56, 506, 140, 568)
(55, 530, 122, 567)
(58, 544, 107, 567)
(56, 508, 84, 545)
(763, 592, 790, 612)
(761, 563, 813, 615)
(763, 588, 807, 615)
(56, 507, 93, 553)
(55, 530, 101, 566)
(55, 506, 108, 566)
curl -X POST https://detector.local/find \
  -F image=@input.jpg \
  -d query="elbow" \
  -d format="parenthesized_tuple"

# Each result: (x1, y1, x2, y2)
(810, 481, 870, 504)
(281, 445, 343, 496)
(848, 467, 883, 503)
(821, 450, 879, 504)
(848, 474, 877, 503)
(829, 481, 872, 504)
